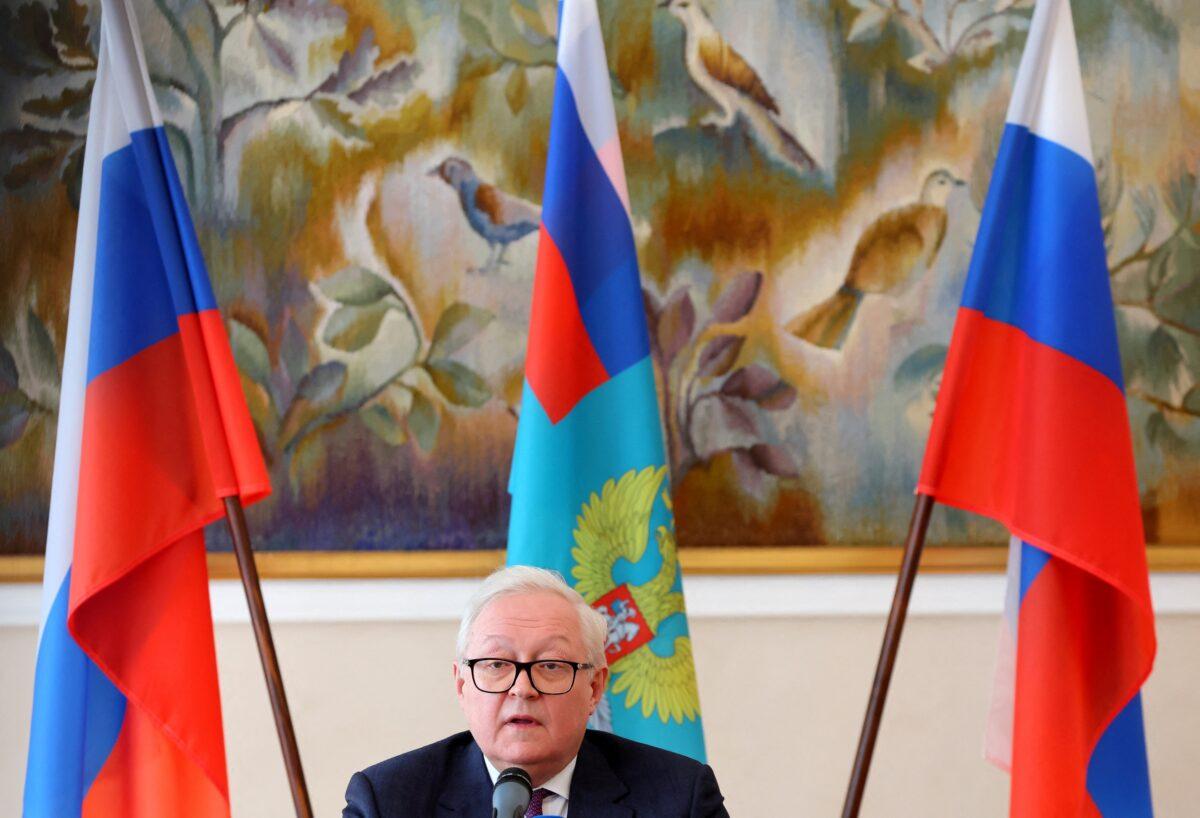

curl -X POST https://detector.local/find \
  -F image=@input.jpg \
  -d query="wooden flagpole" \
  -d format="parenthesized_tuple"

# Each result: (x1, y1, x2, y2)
(841, 492, 936, 818)
(224, 496, 314, 818)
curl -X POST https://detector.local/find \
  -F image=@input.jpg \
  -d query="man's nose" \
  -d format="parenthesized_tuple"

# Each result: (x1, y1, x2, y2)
(508, 665, 540, 698)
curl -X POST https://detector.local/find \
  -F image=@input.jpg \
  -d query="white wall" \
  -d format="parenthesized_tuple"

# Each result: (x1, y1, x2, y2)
(2, 576, 1198, 816)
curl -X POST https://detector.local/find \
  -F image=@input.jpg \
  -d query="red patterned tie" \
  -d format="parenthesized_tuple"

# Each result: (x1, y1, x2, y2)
(525, 787, 552, 817)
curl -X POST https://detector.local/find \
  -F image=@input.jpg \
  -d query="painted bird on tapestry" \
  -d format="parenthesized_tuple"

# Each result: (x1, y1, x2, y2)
(571, 466, 701, 726)
(661, 0, 817, 175)
(788, 168, 965, 349)
(429, 156, 540, 273)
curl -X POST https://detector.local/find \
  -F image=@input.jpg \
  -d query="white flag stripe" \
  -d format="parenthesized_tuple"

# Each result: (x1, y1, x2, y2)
(556, 0, 631, 217)
(1004, 0, 1092, 165)
(984, 535, 1024, 770)
(101, 0, 162, 132)
(38, 0, 167, 633)
(38, 31, 114, 633)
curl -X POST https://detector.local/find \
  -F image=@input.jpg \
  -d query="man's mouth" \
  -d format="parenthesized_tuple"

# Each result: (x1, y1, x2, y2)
(505, 715, 541, 728)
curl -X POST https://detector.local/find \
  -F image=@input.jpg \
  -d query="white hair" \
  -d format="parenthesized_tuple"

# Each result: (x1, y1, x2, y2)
(456, 565, 608, 667)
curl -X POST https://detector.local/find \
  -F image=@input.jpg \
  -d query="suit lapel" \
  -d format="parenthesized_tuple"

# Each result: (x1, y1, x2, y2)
(437, 740, 493, 817)
(567, 736, 634, 818)
(435, 735, 636, 818)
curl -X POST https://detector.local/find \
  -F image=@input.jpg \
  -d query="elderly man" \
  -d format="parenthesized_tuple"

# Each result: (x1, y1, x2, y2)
(343, 565, 728, 817)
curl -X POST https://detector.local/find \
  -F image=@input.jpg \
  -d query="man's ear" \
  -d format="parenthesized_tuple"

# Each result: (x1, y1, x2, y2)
(590, 664, 609, 708)
(453, 661, 466, 702)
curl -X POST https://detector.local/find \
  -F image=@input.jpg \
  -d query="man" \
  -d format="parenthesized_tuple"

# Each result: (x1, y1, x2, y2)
(343, 566, 728, 817)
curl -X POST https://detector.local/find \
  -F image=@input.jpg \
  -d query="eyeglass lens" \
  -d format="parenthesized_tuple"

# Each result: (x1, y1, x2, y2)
(471, 659, 579, 694)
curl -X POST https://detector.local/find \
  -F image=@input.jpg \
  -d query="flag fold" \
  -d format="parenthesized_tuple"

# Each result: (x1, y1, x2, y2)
(917, 1, 1155, 815)
(24, 0, 269, 815)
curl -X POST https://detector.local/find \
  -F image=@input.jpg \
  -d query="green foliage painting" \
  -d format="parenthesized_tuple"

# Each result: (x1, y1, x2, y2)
(2, 0, 1197, 554)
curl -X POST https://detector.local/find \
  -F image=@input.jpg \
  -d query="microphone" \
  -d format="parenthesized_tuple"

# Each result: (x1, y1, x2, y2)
(492, 766, 532, 818)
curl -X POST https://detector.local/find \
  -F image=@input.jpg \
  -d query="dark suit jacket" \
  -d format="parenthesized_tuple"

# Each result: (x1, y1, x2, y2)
(342, 729, 729, 817)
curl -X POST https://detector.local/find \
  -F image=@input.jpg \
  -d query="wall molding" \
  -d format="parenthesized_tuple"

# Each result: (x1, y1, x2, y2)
(1, 544, 1197, 583)
(3, 573, 1199, 627)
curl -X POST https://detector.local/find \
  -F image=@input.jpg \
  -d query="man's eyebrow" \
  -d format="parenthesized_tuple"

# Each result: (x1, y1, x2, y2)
(472, 635, 575, 654)
(473, 635, 515, 650)
(532, 636, 576, 656)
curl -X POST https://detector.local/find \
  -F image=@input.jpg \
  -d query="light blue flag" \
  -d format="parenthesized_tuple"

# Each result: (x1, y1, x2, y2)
(506, 0, 706, 762)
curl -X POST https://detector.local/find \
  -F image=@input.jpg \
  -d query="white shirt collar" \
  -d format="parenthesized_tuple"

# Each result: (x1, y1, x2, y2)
(483, 755, 577, 814)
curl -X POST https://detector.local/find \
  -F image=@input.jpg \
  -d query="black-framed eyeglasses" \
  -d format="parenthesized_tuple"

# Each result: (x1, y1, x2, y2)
(463, 658, 594, 695)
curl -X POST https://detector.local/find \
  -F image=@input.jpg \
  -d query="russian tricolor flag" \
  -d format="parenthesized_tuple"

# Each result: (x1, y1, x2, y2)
(507, 0, 706, 761)
(23, 0, 269, 815)
(918, 0, 1156, 815)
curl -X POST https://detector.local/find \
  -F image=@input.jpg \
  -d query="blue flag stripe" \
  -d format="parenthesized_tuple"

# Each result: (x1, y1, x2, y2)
(961, 124, 1123, 390)
(87, 128, 217, 384)
(1087, 694, 1155, 817)
(24, 572, 126, 818)
(1018, 541, 1052, 602)
(540, 71, 649, 376)
(140, 128, 219, 316)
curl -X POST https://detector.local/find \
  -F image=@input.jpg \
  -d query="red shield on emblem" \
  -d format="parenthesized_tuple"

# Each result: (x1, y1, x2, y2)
(592, 584, 654, 663)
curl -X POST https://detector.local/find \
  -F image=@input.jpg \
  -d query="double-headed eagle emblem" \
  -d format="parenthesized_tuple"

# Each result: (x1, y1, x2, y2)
(571, 466, 701, 724)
